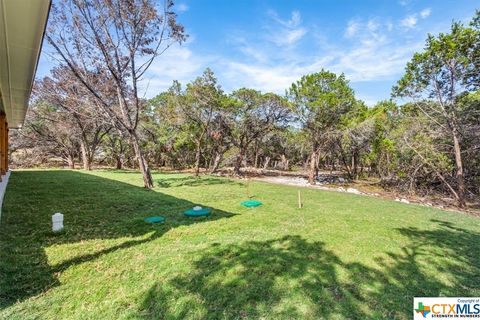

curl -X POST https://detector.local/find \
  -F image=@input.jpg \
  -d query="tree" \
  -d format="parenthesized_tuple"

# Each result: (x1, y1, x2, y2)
(390, 109, 457, 196)
(206, 109, 231, 174)
(456, 91, 480, 195)
(35, 67, 111, 170)
(103, 128, 130, 169)
(392, 18, 480, 207)
(289, 70, 356, 184)
(228, 90, 291, 175)
(176, 69, 225, 176)
(336, 101, 374, 180)
(46, 0, 186, 188)
(366, 100, 399, 181)
(19, 102, 80, 168)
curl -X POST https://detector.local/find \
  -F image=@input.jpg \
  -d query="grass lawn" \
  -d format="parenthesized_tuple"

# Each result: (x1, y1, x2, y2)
(0, 170, 479, 319)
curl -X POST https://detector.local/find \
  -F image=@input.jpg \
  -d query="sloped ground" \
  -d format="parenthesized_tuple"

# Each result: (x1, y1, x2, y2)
(0, 170, 479, 319)
(216, 167, 479, 215)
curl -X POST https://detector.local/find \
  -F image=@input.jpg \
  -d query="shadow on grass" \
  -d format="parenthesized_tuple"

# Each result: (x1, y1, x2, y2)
(138, 221, 480, 319)
(0, 170, 236, 308)
(2, 170, 479, 318)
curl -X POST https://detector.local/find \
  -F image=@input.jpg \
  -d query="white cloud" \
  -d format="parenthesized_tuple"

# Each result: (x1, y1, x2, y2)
(219, 54, 335, 93)
(136, 10, 426, 105)
(333, 17, 425, 82)
(216, 15, 424, 95)
(278, 28, 307, 46)
(216, 36, 419, 95)
(367, 19, 380, 32)
(220, 62, 299, 93)
(420, 8, 431, 18)
(269, 10, 302, 28)
(266, 10, 307, 46)
(329, 39, 421, 82)
(345, 18, 385, 40)
(228, 35, 269, 62)
(386, 21, 394, 31)
(188, 11, 420, 101)
(400, 15, 418, 29)
(345, 20, 360, 37)
(176, 3, 189, 13)
(139, 41, 215, 97)
(400, 9, 430, 30)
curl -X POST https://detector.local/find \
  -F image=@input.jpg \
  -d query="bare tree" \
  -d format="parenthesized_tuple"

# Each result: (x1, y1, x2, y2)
(20, 103, 80, 168)
(35, 67, 111, 170)
(46, 0, 186, 188)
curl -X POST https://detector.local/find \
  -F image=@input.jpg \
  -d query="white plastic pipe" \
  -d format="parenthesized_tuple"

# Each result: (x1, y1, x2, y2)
(52, 212, 64, 232)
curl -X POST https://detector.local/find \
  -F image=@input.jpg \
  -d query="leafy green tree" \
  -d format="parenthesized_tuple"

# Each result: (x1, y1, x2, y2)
(207, 110, 232, 173)
(184, 69, 225, 176)
(155, 70, 226, 176)
(391, 111, 455, 195)
(289, 70, 356, 184)
(147, 85, 194, 170)
(229, 90, 292, 175)
(367, 100, 399, 181)
(337, 101, 373, 179)
(393, 18, 480, 207)
(456, 91, 480, 194)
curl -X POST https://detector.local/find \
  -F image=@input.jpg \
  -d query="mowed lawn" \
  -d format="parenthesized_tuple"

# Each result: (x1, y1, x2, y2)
(0, 170, 479, 319)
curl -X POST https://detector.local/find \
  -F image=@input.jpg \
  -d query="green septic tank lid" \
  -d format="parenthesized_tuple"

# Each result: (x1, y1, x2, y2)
(184, 207, 211, 217)
(241, 200, 263, 207)
(144, 216, 165, 223)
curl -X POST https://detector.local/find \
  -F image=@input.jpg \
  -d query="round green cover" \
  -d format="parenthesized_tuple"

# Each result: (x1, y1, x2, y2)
(241, 200, 263, 207)
(144, 216, 165, 223)
(184, 208, 211, 217)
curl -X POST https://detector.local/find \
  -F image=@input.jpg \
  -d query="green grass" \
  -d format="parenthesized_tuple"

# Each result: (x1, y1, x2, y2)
(0, 170, 479, 319)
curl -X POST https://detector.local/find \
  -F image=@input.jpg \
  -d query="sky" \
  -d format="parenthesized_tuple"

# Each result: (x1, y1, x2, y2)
(36, 0, 479, 106)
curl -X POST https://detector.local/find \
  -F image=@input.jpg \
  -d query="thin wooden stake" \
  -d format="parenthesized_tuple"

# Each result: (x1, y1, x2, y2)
(298, 190, 302, 208)
(245, 177, 252, 199)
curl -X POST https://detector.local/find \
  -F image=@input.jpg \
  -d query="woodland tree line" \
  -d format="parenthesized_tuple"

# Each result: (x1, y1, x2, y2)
(10, 1, 480, 208)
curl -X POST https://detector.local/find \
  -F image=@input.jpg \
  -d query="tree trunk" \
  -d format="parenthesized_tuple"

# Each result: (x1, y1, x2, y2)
(338, 148, 352, 179)
(352, 150, 358, 180)
(279, 154, 289, 171)
(155, 153, 162, 169)
(67, 154, 75, 169)
(116, 155, 123, 169)
(131, 132, 153, 188)
(452, 128, 466, 207)
(263, 156, 270, 169)
(233, 147, 245, 175)
(308, 151, 316, 185)
(194, 141, 201, 177)
(80, 140, 91, 170)
(210, 150, 223, 174)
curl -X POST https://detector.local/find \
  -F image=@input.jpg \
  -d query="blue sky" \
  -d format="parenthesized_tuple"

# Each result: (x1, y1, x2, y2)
(37, 0, 479, 106)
